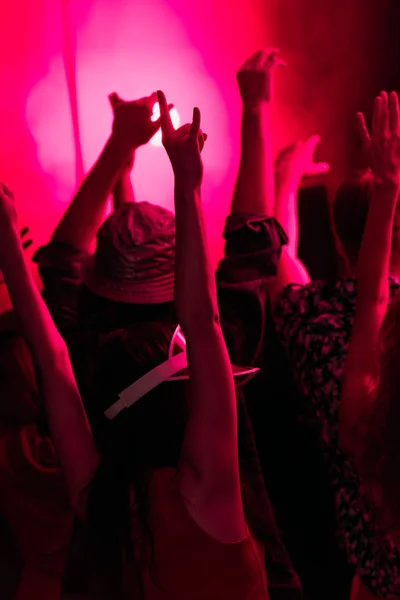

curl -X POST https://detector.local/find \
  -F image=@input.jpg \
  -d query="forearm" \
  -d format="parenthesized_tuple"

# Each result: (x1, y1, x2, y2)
(113, 173, 135, 208)
(113, 161, 136, 209)
(271, 180, 310, 303)
(52, 136, 132, 251)
(356, 180, 398, 307)
(231, 103, 274, 216)
(0, 227, 67, 367)
(341, 180, 399, 406)
(174, 183, 218, 330)
(274, 183, 299, 256)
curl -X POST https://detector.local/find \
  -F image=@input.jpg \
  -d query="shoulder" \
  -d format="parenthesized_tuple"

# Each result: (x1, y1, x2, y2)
(275, 277, 356, 330)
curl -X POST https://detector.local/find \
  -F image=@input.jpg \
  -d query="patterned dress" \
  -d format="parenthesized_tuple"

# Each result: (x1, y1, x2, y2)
(275, 277, 400, 597)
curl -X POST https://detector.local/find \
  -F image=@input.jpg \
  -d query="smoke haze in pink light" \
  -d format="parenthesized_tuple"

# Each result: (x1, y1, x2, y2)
(0, 0, 266, 310)
(26, 0, 231, 214)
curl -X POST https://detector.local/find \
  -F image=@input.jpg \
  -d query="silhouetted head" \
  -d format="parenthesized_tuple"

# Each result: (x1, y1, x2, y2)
(90, 321, 188, 473)
(83, 202, 176, 305)
(78, 201, 176, 332)
(333, 171, 400, 273)
(85, 321, 187, 595)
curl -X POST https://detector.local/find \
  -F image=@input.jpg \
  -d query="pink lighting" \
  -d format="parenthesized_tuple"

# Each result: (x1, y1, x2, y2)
(151, 104, 181, 147)
(0, 0, 267, 311)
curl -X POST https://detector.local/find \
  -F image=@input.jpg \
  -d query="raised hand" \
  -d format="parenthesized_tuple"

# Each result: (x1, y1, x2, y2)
(20, 227, 33, 251)
(158, 90, 206, 190)
(236, 48, 286, 107)
(357, 91, 400, 187)
(275, 136, 330, 188)
(109, 93, 135, 170)
(0, 183, 18, 233)
(0, 223, 33, 284)
(109, 91, 161, 149)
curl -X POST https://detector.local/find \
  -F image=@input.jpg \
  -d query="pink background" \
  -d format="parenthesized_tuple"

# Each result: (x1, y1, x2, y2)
(0, 0, 393, 309)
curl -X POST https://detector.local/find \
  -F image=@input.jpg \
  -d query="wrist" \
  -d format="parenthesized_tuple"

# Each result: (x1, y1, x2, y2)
(108, 134, 135, 158)
(275, 176, 300, 197)
(174, 178, 202, 197)
(242, 100, 270, 118)
(0, 224, 23, 260)
(370, 180, 399, 217)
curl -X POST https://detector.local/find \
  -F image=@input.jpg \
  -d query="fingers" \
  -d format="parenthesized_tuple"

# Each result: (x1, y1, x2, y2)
(304, 135, 321, 156)
(0, 183, 13, 198)
(22, 238, 33, 251)
(372, 95, 382, 139)
(242, 48, 283, 70)
(307, 162, 330, 176)
(265, 50, 287, 69)
(151, 103, 176, 134)
(356, 111, 370, 147)
(302, 136, 329, 176)
(390, 91, 400, 135)
(379, 91, 390, 137)
(109, 92, 123, 108)
(157, 90, 174, 137)
(251, 50, 268, 69)
(189, 107, 201, 144)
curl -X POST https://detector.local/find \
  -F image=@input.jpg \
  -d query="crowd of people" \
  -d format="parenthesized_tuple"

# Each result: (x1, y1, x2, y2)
(1, 47, 400, 600)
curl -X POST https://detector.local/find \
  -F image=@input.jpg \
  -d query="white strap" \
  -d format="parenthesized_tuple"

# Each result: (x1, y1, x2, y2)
(104, 348, 188, 420)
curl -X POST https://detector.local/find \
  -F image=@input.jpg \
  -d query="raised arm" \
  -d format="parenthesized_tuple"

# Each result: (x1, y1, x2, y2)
(231, 49, 284, 216)
(0, 184, 100, 509)
(112, 163, 135, 208)
(339, 92, 400, 458)
(270, 137, 329, 305)
(110, 94, 136, 208)
(52, 93, 160, 251)
(158, 91, 245, 540)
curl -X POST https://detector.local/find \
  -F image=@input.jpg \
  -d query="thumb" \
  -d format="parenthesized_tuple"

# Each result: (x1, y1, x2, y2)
(305, 162, 330, 176)
(275, 141, 302, 166)
(109, 92, 123, 109)
(304, 135, 321, 157)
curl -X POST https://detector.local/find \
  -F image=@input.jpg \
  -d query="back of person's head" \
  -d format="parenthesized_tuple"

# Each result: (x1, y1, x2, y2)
(85, 321, 187, 595)
(333, 170, 400, 272)
(332, 170, 374, 269)
(83, 202, 176, 306)
(79, 202, 176, 332)
(362, 290, 400, 526)
(0, 331, 40, 425)
(90, 321, 188, 471)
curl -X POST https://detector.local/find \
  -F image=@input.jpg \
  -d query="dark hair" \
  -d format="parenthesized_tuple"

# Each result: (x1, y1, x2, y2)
(332, 171, 373, 268)
(361, 291, 400, 527)
(84, 321, 275, 597)
(85, 321, 187, 597)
